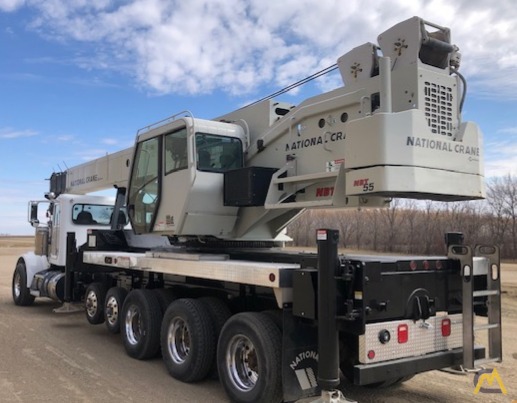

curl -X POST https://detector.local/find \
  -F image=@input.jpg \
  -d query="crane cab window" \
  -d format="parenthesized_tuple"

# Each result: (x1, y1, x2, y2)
(196, 133, 243, 172)
(165, 128, 188, 174)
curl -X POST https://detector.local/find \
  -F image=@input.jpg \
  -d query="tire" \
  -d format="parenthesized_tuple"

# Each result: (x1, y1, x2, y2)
(217, 312, 282, 403)
(199, 296, 232, 379)
(121, 289, 162, 360)
(154, 288, 176, 314)
(104, 287, 128, 334)
(85, 283, 107, 325)
(12, 260, 35, 306)
(161, 298, 216, 382)
(262, 309, 283, 330)
(199, 296, 231, 337)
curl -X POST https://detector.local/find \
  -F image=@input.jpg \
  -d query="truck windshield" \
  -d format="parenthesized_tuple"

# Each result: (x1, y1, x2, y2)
(196, 133, 243, 172)
(72, 204, 115, 225)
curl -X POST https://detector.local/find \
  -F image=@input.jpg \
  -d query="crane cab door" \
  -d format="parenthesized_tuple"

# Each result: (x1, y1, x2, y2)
(127, 135, 161, 234)
(127, 125, 192, 235)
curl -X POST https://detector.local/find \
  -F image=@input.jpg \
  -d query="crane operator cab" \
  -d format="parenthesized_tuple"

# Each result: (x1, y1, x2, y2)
(127, 114, 246, 238)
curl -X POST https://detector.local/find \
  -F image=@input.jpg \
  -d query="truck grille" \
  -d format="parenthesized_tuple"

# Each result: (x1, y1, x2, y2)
(424, 82, 454, 137)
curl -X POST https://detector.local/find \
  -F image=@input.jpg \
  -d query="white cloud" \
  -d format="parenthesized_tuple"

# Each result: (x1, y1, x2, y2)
(485, 140, 517, 177)
(498, 127, 517, 135)
(0, 127, 38, 139)
(0, 0, 511, 99)
(56, 134, 75, 142)
(0, 0, 24, 12)
(101, 138, 119, 145)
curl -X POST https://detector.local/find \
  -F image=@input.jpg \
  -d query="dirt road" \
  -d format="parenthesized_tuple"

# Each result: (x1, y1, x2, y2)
(1, 239, 516, 402)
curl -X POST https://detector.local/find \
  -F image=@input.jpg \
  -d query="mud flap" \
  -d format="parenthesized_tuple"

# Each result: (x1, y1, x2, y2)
(282, 308, 320, 402)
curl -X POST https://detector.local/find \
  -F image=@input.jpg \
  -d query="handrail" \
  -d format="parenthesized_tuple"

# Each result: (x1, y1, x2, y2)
(136, 110, 195, 136)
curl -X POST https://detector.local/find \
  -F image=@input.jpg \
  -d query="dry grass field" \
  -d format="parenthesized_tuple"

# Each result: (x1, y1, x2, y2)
(0, 236, 515, 402)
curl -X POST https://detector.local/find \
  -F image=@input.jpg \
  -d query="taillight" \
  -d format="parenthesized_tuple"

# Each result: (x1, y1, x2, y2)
(398, 324, 408, 343)
(367, 350, 376, 360)
(441, 318, 451, 337)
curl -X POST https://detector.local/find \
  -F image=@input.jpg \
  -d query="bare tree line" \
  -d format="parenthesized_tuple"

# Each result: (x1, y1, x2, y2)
(287, 174, 517, 260)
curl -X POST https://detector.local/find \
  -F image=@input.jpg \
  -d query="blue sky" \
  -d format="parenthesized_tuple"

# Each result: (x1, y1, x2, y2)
(1, 0, 516, 235)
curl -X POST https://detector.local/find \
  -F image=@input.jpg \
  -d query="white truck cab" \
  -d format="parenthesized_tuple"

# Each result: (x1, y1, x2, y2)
(24, 193, 120, 289)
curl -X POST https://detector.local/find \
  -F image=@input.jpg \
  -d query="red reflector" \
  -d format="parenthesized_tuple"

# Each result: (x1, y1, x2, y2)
(441, 318, 451, 337)
(367, 350, 375, 360)
(435, 260, 443, 270)
(409, 261, 417, 271)
(423, 260, 430, 270)
(398, 324, 408, 343)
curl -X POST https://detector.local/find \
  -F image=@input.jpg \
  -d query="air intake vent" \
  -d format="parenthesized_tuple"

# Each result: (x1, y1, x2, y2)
(424, 82, 454, 136)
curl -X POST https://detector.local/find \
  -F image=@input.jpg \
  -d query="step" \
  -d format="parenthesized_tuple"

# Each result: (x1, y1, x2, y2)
(473, 323, 499, 331)
(473, 290, 499, 297)
(474, 357, 501, 366)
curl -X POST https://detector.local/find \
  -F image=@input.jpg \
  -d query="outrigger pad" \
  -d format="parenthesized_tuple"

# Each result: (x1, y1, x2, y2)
(53, 302, 84, 314)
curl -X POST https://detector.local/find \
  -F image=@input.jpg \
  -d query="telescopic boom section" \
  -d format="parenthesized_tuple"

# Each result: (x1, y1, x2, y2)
(51, 147, 133, 196)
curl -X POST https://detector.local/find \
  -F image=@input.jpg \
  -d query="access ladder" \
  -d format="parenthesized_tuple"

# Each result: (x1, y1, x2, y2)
(449, 243, 502, 369)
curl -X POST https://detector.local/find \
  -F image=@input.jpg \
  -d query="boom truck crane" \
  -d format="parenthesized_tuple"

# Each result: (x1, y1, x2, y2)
(12, 17, 502, 403)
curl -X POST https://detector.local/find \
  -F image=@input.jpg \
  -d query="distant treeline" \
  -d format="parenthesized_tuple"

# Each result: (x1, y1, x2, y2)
(286, 174, 517, 260)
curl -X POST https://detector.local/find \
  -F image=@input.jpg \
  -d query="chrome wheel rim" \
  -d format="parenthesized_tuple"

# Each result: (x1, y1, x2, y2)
(105, 295, 120, 326)
(13, 271, 21, 298)
(226, 334, 258, 392)
(125, 305, 142, 345)
(167, 317, 190, 364)
(85, 289, 99, 318)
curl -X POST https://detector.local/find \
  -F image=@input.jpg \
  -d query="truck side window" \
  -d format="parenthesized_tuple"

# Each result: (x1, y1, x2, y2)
(72, 204, 113, 225)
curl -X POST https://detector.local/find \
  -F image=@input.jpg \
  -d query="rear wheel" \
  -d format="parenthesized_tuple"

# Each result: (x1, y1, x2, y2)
(217, 312, 282, 403)
(12, 261, 35, 306)
(154, 288, 176, 314)
(161, 298, 215, 382)
(121, 289, 162, 360)
(85, 283, 107, 325)
(104, 287, 128, 334)
(199, 296, 232, 378)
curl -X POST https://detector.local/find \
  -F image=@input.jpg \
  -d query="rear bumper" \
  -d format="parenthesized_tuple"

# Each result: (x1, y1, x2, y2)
(353, 346, 485, 385)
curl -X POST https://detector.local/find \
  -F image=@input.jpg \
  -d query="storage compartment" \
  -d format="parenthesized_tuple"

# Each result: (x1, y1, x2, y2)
(224, 167, 278, 207)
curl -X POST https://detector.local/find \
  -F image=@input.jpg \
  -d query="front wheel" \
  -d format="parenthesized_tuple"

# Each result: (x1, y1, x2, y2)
(12, 260, 35, 306)
(217, 312, 282, 403)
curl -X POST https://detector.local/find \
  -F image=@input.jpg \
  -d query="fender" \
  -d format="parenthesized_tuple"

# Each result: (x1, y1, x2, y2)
(19, 252, 50, 288)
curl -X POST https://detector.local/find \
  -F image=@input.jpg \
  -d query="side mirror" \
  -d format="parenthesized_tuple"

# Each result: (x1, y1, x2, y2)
(29, 202, 40, 227)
